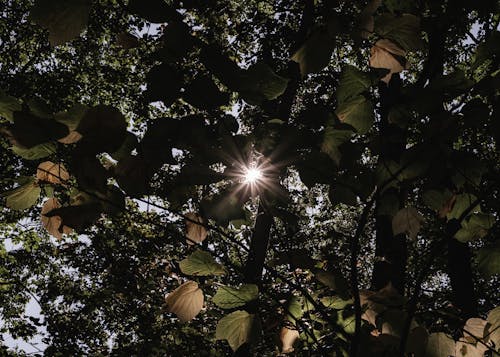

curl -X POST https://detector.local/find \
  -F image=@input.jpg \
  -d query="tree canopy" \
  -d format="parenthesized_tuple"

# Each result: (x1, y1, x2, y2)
(0, 0, 499, 355)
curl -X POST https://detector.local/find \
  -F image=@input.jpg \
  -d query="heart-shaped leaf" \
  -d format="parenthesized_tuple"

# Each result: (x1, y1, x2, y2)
(215, 310, 261, 351)
(212, 284, 258, 309)
(165, 281, 204, 322)
(179, 250, 225, 276)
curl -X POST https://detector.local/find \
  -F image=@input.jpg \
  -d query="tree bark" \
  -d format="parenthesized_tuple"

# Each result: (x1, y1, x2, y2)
(370, 76, 408, 294)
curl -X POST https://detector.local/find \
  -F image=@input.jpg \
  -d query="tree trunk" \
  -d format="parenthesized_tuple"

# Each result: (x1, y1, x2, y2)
(370, 76, 408, 294)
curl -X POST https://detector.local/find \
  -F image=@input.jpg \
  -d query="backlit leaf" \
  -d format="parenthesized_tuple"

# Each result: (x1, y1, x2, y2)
(280, 327, 299, 354)
(476, 242, 500, 278)
(335, 96, 374, 134)
(41, 198, 73, 239)
(12, 142, 56, 160)
(0, 90, 21, 121)
(179, 250, 225, 276)
(165, 281, 204, 322)
(369, 39, 405, 83)
(2, 177, 41, 210)
(36, 161, 70, 185)
(215, 310, 261, 351)
(212, 284, 258, 309)
(425, 333, 455, 357)
(392, 207, 424, 239)
(185, 212, 207, 245)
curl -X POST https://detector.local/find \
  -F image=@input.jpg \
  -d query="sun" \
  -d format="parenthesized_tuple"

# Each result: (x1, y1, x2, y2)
(243, 167, 263, 184)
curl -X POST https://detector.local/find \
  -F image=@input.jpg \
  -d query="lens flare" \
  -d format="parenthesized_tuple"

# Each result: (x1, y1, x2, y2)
(243, 167, 263, 184)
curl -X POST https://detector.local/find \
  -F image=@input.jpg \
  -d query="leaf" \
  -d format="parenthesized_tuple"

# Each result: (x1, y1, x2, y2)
(321, 121, 354, 164)
(315, 269, 349, 297)
(280, 327, 299, 354)
(476, 241, 500, 278)
(486, 306, 500, 348)
(157, 21, 194, 62)
(455, 340, 488, 357)
(7, 110, 69, 149)
(41, 198, 73, 239)
(2, 177, 41, 210)
(185, 212, 208, 245)
(291, 29, 335, 76)
(201, 188, 249, 226)
(446, 193, 479, 220)
(128, 0, 178, 23)
(359, 0, 382, 38)
(165, 281, 204, 322)
(392, 207, 424, 239)
(179, 250, 225, 276)
(29, 0, 91, 46)
(36, 161, 70, 185)
(454, 213, 494, 242)
(215, 310, 261, 351)
(374, 13, 423, 51)
(115, 32, 140, 50)
(11, 142, 56, 160)
(212, 284, 258, 309)
(405, 326, 428, 357)
(425, 332, 456, 357)
(183, 75, 229, 110)
(335, 96, 374, 134)
(336, 66, 372, 103)
(144, 64, 183, 105)
(463, 318, 487, 341)
(76, 105, 127, 154)
(286, 296, 303, 323)
(55, 104, 88, 143)
(369, 39, 405, 83)
(0, 90, 22, 121)
(241, 63, 289, 102)
(43, 193, 101, 232)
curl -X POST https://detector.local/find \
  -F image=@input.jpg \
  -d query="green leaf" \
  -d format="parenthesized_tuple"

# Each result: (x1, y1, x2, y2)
(315, 269, 349, 297)
(321, 117, 354, 165)
(215, 310, 261, 351)
(472, 31, 500, 71)
(335, 96, 374, 134)
(374, 13, 423, 51)
(179, 250, 226, 276)
(291, 29, 335, 76)
(286, 296, 303, 323)
(425, 333, 455, 357)
(11, 142, 56, 160)
(201, 187, 249, 226)
(157, 21, 194, 62)
(30, 0, 91, 46)
(241, 63, 289, 102)
(454, 213, 494, 242)
(476, 242, 500, 277)
(2, 177, 41, 210)
(336, 66, 372, 104)
(212, 284, 258, 309)
(446, 193, 479, 220)
(0, 90, 21, 121)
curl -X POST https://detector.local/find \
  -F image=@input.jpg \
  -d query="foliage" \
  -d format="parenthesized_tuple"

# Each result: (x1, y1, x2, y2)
(0, 0, 499, 355)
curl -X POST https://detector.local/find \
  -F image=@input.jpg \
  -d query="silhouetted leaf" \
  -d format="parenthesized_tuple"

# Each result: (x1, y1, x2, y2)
(477, 242, 500, 277)
(30, 0, 91, 46)
(11, 142, 56, 160)
(292, 29, 335, 76)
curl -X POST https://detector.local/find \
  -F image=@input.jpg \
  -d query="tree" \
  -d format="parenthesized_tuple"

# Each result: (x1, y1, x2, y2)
(0, 0, 499, 355)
